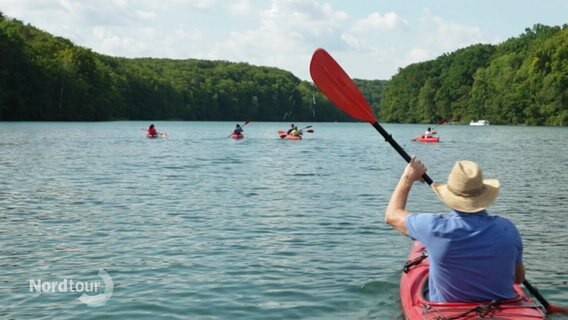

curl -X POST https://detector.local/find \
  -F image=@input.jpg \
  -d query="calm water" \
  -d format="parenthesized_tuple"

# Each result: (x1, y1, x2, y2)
(1, 121, 567, 319)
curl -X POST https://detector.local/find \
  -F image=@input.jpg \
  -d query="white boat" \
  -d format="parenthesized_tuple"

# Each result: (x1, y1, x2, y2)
(469, 120, 490, 126)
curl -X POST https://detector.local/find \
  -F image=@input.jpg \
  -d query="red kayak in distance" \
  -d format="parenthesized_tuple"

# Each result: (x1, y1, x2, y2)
(147, 132, 168, 139)
(231, 133, 244, 140)
(400, 241, 546, 320)
(278, 130, 302, 140)
(413, 136, 440, 143)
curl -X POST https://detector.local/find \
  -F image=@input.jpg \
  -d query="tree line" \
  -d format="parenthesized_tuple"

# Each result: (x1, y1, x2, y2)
(380, 24, 568, 126)
(0, 12, 566, 126)
(0, 12, 353, 122)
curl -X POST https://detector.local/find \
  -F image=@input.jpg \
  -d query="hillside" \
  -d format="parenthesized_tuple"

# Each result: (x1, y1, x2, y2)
(0, 12, 360, 122)
(380, 24, 568, 126)
(1, 11, 566, 125)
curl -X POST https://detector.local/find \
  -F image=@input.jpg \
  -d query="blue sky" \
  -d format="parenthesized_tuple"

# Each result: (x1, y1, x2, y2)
(0, 0, 566, 80)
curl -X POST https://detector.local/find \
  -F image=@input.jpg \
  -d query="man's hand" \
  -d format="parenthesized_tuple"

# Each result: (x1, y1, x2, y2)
(403, 156, 427, 183)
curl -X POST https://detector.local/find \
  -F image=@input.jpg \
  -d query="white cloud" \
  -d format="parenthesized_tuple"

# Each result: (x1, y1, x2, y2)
(226, 0, 258, 16)
(134, 10, 156, 20)
(352, 11, 408, 33)
(58, 0, 136, 26)
(407, 48, 431, 63)
(417, 9, 486, 52)
(137, 0, 217, 10)
(184, 0, 216, 9)
(383, 9, 489, 79)
(341, 33, 360, 49)
(432, 17, 484, 50)
(206, 0, 351, 79)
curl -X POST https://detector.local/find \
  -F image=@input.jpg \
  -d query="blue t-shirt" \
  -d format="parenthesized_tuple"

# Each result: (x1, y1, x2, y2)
(406, 210, 522, 302)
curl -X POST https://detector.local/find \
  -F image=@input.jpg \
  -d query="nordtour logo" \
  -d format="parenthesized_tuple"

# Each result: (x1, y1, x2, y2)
(29, 269, 113, 307)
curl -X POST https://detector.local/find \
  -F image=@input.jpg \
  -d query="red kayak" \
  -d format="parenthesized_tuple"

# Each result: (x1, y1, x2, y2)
(401, 242, 546, 320)
(147, 132, 167, 139)
(278, 130, 302, 140)
(231, 133, 244, 140)
(413, 136, 440, 143)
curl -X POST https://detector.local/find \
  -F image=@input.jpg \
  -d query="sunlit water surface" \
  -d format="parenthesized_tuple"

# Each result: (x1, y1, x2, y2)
(1, 121, 566, 319)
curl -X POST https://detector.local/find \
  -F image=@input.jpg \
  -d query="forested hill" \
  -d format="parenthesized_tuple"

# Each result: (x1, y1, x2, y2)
(380, 24, 568, 126)
(0, 13, 368, 122)
(1, 12, 566, 126)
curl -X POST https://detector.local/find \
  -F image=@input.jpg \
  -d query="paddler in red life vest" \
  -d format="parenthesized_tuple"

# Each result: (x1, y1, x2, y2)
(148, 124, 158, 137)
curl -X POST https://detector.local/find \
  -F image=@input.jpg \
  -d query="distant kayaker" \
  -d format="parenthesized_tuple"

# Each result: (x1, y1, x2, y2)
(385, 157, 524, 303)
(290, 125, 302, 137)
(424, 127, 436, 138)
(233, 124, 244, 135)
(148, 124, 158, 137)
(287, 123, 295, 135)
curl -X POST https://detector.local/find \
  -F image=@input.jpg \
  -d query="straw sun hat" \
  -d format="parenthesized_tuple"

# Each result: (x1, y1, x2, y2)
(432, 160, 500, 213)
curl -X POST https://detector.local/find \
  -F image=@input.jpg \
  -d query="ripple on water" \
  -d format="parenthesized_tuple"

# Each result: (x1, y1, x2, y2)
(0, 122, 566, 319)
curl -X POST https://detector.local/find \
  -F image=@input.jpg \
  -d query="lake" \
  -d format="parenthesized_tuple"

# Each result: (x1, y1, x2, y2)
(1, 121, 567, 319)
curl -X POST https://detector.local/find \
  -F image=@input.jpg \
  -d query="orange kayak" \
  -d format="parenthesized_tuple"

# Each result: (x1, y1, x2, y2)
(414, 136, 440, 143)
(278, 130, 302, 140)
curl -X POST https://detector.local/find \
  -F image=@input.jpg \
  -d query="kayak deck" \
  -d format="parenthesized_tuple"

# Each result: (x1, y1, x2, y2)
(400, 242, 546, 320)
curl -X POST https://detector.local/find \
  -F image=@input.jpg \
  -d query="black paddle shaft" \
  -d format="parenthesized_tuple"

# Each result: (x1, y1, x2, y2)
(523, 280, 554, 312)
(371, 121, 434, 185)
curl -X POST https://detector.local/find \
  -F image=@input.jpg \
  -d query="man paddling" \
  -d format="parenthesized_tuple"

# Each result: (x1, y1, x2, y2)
(385, 157, 525, 302)
(423, 127, 436, 138)
(287, 123, 295, 135)
(233, 123, 244, 136)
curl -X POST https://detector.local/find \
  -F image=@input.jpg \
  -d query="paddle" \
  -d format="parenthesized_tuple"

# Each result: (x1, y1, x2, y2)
(309, 47, 567, 315)
(433, 118, 448, 131)
(228, 120, 251, 138)
(309, 48, 432, 184)
(280, 125, 312, 138)
(523, 280, 568, 314)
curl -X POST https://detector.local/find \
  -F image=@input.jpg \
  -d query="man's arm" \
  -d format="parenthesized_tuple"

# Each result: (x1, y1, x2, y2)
(515, 262, 525, 284)
(385, 156, 426, 236)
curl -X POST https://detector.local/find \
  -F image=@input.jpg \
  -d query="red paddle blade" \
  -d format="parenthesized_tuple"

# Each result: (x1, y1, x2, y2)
(306, 129, 314, 133)
(310, 48, 376, 123)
